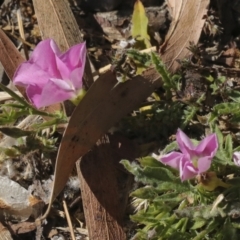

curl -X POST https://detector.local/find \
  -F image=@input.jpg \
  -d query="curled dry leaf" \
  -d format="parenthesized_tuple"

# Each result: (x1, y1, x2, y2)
(160, 0, 210, 72)
(0, 177, 44, 222)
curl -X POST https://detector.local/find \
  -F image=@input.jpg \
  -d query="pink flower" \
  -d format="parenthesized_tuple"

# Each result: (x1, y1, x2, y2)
(233, 152, 240, 166)
(13, 39, 86, 108)
(155, 129, 218, 181)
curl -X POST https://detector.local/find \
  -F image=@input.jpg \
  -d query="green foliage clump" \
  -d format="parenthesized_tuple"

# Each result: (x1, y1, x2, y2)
(122, 155, 240, 240)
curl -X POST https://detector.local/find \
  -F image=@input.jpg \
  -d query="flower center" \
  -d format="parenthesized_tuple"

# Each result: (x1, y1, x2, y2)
(65, 79, 75, 91)
(192, 156, 198, 168)
(70, 88, 86, 106)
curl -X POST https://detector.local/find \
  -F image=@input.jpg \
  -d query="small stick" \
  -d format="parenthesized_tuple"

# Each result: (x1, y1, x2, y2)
(63, 200, 76, 240)
(92, 46, 157, 77)
(17, 9, 29, 59)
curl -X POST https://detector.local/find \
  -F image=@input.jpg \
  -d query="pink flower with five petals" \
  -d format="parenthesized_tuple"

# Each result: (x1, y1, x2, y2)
(154, 129, 218, 181)
(13, 39, 86, 108)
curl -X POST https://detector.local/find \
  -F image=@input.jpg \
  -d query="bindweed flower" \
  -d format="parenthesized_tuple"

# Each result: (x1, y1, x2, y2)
(13, 39, 86, 108)
(154, 129, 218, 181)
(233, 152, 240, 166)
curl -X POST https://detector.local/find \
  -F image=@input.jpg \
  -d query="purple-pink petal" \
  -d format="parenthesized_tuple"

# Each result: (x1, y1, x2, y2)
(197, 156, 212, 173)
(59, 42, 86, 71)
(14, 62, 51, 87)
(160, 152, 183, 169)
(54, 42, 86, 80)
(26, 85, 42, 108)
(28, 79, 75, 108)
(69, 68, 84, 90)
(27, 39, 61, 78)
(195, 133, 218, 157)
(176, 129, 195, 155)
(180, 159, 198, 181)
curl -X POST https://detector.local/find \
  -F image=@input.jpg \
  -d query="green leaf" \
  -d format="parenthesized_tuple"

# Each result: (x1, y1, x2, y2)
(0, 127, 33, 138)
(121, 159, 190, 191)
(222, 218, 238, 240)
(126, 49, 151, 67)
(213, 102, 240, 115)
(192, 220, 219, 240)
(0, 83, 30, 107)
(156, 181, 190, 192)
(131, 186, 158, 199)
(126, 49, 152, 74)
(214, 150, 233, 165)
(224, 134, 233, 158)
(139, 156, 162, 168)
(162, 141, 178, 154)
(141, 166, 176, 183)
(0, 147, 21, 158)
(121, 159, 139, 176)
(174, 204, 226, 219)
(2, 103, 26, 109)
(233, 146, 240, 152)
(205, 75, 214, 82)
(151, 52, 176, 90)
(131, 0, 151, 48)
(32, 117, 66, 130)
(228, 90, 240, 103)
(214, 125, 224, 149)
(153, 192, 189, 207)
(191, 218, 207, 229)
(172, 218, 188, 232)
(182, 106, 198, 128)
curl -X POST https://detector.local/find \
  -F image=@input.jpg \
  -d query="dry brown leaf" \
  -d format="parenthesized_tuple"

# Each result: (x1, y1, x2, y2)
(0, 29, 26, 97)
(10, 222, 37, 234)
(32, 0, 94, 88)
(40, 69, 161, 220)
(160, 0, 210, 72)
(77, 134, 135, 240)
(32, 0, 81, 51)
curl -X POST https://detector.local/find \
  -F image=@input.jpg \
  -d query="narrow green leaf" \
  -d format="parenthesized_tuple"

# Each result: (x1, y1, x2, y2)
(191, 218, 207, 230)
(224, 134, 233, 158)
(131, 186, 158, 199)
(213, 102, 240, 115)
(0, 127, 33, 138)
(229, 90, 240, 103)
(162, 141, 178, 154)
(139, 156, 162, 168)
(222, 218, 238, 240)
(0, 83, 30, 107)
(151, 52, 174, 89)
(214, 125, 224, 149)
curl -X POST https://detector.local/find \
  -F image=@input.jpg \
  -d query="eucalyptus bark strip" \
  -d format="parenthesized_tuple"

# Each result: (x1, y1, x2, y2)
(77, 134, 135, 240)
